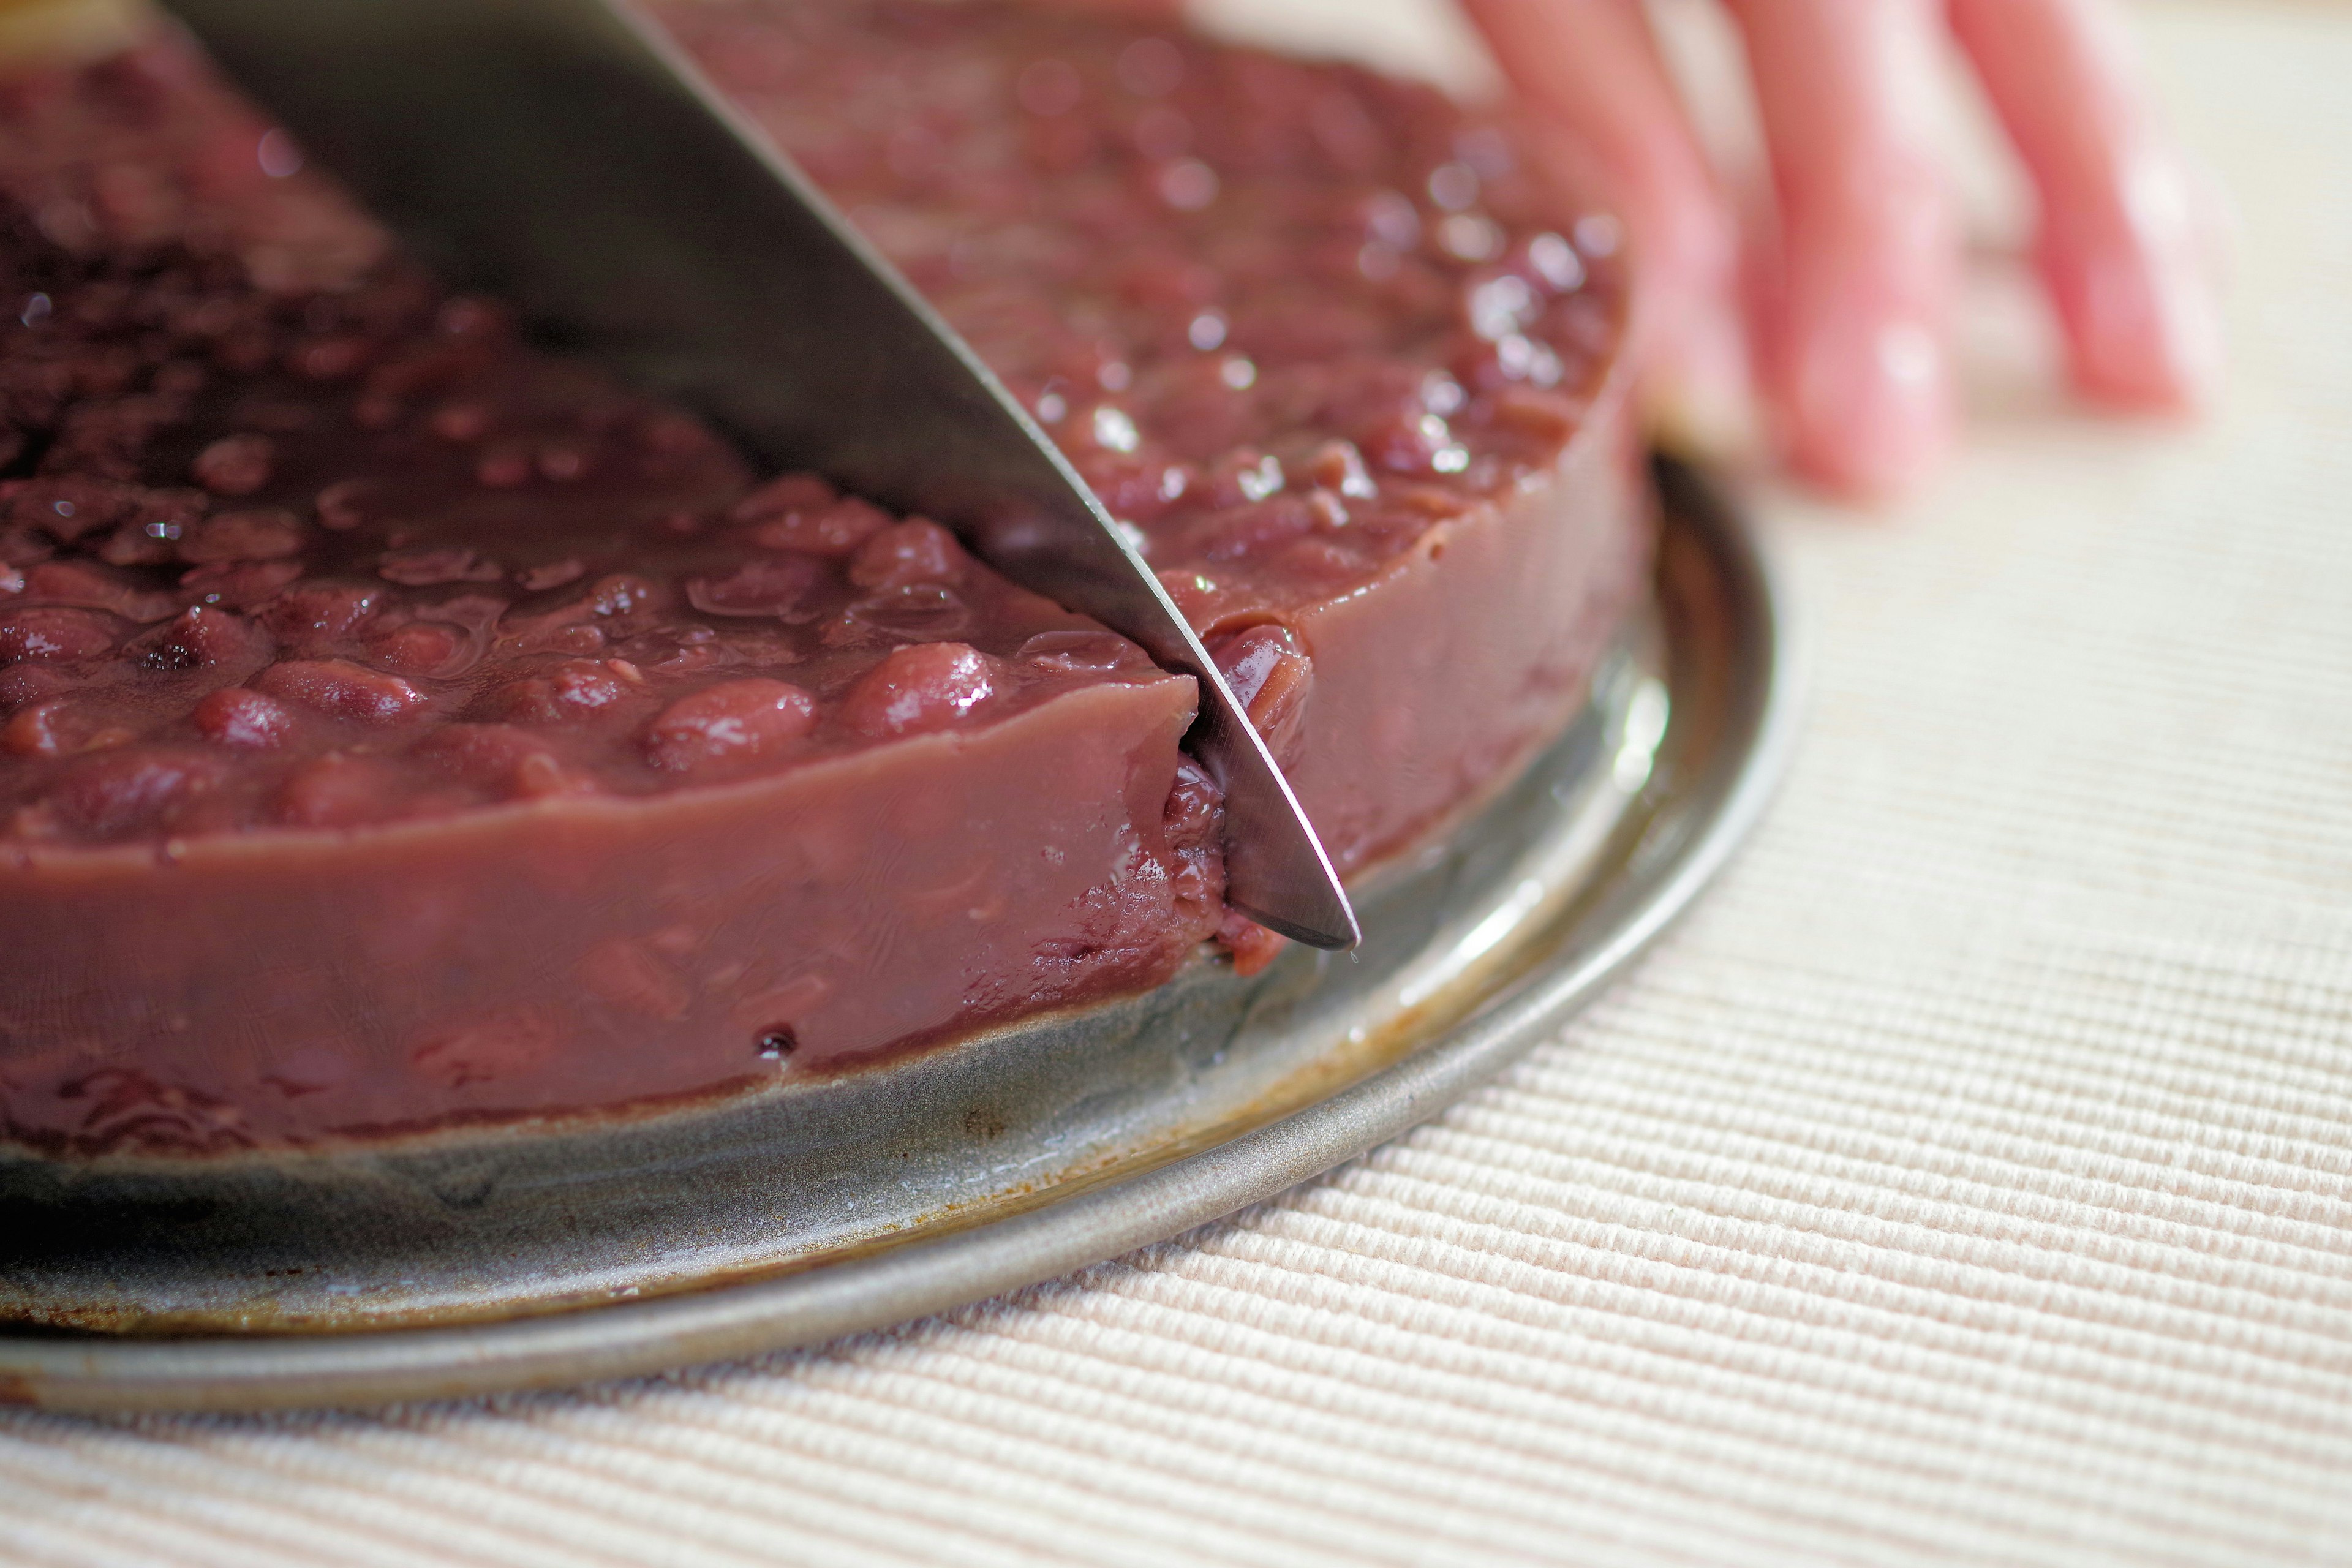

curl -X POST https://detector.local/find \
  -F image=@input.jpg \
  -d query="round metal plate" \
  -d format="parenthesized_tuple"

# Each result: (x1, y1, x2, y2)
(0, 458, 1795, 1413)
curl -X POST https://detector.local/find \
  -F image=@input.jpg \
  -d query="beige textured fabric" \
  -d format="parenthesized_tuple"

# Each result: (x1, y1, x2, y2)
(6, 4, 2351, 1564)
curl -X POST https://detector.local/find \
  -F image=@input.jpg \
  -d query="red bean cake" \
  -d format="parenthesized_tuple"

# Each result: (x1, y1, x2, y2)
(0, 1, 1645, 1155)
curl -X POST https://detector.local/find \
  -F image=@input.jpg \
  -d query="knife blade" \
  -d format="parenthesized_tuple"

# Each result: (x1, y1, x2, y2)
(153, 0, 1359, 950)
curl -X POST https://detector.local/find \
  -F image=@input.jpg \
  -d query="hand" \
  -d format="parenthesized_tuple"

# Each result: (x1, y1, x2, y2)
(1460, 0, 2224, 498)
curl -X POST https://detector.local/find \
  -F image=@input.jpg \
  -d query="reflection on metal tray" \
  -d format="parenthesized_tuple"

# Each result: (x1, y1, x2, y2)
(0, 458, 1796, 1412)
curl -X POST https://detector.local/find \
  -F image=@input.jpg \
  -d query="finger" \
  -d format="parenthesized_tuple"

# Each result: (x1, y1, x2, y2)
(1458, 0, 1757, 456)
(1947, 0, 2221, 412)
(1728, 0, 1957, 499)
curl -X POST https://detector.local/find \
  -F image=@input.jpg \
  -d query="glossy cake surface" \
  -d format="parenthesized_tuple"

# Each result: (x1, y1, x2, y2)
(670, 1, 1646, 874)
(0, 2, 1645, 1154)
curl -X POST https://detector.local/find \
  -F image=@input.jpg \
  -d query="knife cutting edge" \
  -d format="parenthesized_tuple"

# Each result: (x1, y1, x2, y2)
(153, 0, 1360, 949)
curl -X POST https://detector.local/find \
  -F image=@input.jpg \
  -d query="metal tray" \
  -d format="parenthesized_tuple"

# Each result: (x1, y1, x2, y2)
(0, 458, 1795, 1413)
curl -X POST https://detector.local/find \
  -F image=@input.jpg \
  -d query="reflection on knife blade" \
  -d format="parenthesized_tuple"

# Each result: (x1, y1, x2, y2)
(153, 0, 1360, 949)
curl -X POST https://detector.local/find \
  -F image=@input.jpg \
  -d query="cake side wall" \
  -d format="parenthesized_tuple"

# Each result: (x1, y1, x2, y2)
(0, 676, 1213, 1155)
(1286, 393, 1649, 878)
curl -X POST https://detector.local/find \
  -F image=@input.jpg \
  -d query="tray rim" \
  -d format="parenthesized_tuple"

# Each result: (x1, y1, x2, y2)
(0, 457, 1798, 1414)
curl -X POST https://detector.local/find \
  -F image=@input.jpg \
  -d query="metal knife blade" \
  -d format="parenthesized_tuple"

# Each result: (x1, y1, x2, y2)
(154, 0, 1359, 949)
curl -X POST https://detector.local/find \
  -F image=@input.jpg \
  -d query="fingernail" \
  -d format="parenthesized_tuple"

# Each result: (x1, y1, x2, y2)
(1785, 312, 1953, 501)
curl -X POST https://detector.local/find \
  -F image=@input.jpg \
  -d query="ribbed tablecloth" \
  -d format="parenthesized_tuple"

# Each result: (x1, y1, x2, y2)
(6, 3, 2350, 1563)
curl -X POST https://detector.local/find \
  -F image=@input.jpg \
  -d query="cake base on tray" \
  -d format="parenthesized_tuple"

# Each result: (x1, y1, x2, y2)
(0, 1, 1645, 1154)
(0, 464, 1791, 1417)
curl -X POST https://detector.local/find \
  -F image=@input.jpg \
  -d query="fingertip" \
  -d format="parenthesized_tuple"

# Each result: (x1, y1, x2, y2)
(1947, 0, 2226, 418)
(1726, 0, 1960, 501)
(2044, 161, 2226, 413)
(2054, 261, 2224, 415)
(1780, 312, 1956, 502)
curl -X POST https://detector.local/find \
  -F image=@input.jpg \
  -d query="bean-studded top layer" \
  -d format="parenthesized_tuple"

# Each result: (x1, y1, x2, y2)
(0, 2, 1627, 850)
(0, 200, 1158, 844)
(666, 1, 1629, 629)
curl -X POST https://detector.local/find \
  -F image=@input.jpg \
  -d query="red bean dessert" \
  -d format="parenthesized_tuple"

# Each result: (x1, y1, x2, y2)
(0, 1, 1644, 1156)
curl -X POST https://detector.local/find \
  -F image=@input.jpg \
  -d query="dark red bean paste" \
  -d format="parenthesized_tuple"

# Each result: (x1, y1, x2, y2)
(667, 1, 1629, 617)
(664, 2, 1648, 880)
(0, 163, 1167, 837)
(0, 2, 1645, 1153)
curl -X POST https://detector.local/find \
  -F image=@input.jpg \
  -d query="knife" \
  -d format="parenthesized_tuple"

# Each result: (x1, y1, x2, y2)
(152, 0, 1360, 951)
